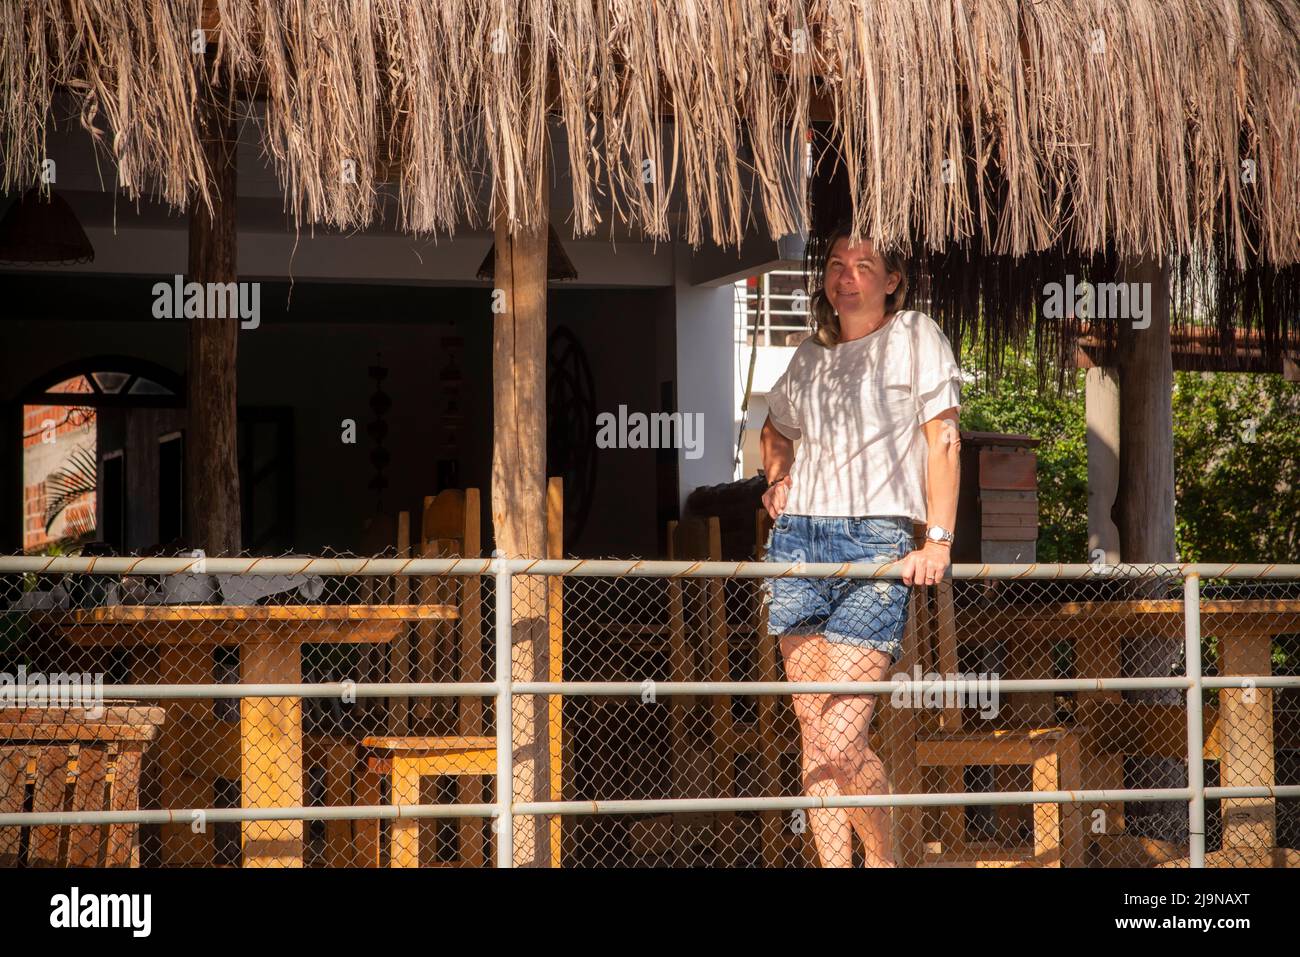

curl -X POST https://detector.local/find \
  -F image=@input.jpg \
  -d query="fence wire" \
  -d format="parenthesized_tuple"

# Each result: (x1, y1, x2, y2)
(0, 557, 1297, 868)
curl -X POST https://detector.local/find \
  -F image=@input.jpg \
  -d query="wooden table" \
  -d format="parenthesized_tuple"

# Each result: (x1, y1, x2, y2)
(53, 603, 457, 867)
(954, 598, 1300, 856)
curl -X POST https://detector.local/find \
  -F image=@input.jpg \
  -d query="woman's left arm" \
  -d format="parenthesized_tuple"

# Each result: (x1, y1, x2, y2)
(900, 408, 961, 586)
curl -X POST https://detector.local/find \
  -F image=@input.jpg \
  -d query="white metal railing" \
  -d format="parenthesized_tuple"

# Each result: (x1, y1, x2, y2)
(742, 269, 811, 346)
(2, 556, 1298, 869)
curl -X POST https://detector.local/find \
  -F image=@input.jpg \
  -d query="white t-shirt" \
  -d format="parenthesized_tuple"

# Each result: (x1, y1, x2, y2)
(766, 309, 961, 521)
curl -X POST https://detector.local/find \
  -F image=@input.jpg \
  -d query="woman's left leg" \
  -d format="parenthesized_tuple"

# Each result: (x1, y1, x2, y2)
(818, 642, 895, 867)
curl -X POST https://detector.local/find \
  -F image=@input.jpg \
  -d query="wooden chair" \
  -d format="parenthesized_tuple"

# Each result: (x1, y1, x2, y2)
(887, 579, 1090, 867)
(626, 515, 791, 866)
(355, 481, 563, 867)
(0, 705, 165, 867)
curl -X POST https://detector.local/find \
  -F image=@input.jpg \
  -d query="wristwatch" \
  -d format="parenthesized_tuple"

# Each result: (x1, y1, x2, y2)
(926, 525, 954, 545)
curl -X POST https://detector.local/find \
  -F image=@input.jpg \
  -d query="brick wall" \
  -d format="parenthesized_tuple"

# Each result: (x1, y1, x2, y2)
(22, 398, 98, 553)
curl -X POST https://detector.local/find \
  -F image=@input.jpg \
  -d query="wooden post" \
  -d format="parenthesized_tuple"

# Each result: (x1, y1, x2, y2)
(491, 195, 550, 867)
(186, 86, 241, 555)
(1114, 257, 1176, 566)
(1086, 365, 1122, 564)
(240, 638, 304, 867)
(1219, 635, 1276, 848)
(1113, 256, 1185, 845)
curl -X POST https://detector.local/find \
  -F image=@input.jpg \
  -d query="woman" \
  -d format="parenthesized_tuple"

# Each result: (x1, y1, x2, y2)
(761, 223, 962, 868)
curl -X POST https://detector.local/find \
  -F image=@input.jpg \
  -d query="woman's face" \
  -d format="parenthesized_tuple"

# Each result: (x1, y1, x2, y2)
(823, 236, 900, 320)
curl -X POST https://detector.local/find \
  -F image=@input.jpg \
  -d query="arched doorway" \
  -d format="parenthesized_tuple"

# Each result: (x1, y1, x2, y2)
(14, 357, 182, 554)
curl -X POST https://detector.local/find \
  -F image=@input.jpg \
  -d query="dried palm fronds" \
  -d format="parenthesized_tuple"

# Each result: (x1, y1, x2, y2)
(1, 1, 1298, 308)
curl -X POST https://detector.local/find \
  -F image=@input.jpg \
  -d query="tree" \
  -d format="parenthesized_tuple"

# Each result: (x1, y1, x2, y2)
(958, 342, 1300, 563)
(958, 344, 1089, 562)
(1172, 371, 1300, 562)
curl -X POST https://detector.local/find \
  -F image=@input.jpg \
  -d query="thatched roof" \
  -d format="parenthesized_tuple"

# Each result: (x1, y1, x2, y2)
(3, 1, 1299, 359)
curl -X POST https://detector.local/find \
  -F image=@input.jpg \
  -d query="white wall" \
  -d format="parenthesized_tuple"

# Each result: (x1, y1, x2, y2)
(672, 244, 737, 509)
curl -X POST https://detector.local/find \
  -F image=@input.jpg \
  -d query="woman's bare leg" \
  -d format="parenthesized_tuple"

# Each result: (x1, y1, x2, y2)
(820, 642, 895, 867)
(780, 633, 853, 867)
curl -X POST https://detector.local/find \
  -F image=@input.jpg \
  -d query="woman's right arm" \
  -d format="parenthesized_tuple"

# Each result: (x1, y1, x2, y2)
(760, 414, 795, 519)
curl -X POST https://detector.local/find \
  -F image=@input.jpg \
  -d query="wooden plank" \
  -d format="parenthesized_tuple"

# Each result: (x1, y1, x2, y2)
(389, 761, 421, 868)
(29, 746, 69, 865)
(413, 532, 440, 727)
(389, 510, 413, 735)
(433, 536, 459, 730)
(980, 511, 1040, 527)
(978, 450, 1037, 490)
(917, 730, 1072, 767)
(1057, 732, 1085, 867)
(981, 524, 1039, 541)
(0, 748, 30, 862)
(240, 638, 304, 867)
(156, 644, 210, 866)
(458, 488, 487, 867)
(65, 748, 109, 868)
(353, 766, 381, 868)
(0, 706, 166, 742)
(1219, 633, 1275, 849)
(105, 750, 143, 867)
(546, 476, 564, 868)
(67, 745, 109, 866)
(1031, 749, 1062, 865)
(60, 604, 458, 624)
(323, 742, 353, 869)
(381, 751, 495, 777)
(425, 489, 468, 542)
(978, 489, 1037, 505)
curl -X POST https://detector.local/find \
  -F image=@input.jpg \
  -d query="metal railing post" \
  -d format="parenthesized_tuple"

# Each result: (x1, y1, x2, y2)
(1184, 571, 1206, 868)
(493, 551, 514, 868)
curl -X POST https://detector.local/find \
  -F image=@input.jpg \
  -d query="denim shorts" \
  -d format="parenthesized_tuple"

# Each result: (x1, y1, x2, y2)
(762, 513, 914, 661)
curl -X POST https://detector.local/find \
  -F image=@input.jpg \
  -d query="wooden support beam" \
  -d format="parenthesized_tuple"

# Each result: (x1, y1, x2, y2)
(1114, 257, 1175, 565)
(186, 82, 241, 555)
(491, 175, 550, 867)
(1113, 256, 1186, 848)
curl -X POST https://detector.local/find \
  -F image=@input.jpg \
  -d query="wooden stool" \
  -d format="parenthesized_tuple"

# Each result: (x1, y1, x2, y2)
(0, 705, 165, 867)
(915, 727, 1086, 867)
(359, 736, 495, 867)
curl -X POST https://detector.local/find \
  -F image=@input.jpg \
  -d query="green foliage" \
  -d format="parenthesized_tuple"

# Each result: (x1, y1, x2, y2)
(957, 342, 1300, 563)
(957, 344, 1089, 562)
(1172, 371, 1300, 562)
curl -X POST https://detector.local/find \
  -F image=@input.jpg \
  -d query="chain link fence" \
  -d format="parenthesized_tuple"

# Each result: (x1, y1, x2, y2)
(1, 556, 1297, 868)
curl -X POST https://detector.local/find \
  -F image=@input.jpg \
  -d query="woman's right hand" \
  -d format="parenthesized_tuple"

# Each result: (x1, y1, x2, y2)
(763, 475, 792, 520)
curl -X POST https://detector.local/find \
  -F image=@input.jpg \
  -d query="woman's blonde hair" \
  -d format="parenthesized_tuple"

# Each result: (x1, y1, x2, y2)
(807, 222, 910, 347)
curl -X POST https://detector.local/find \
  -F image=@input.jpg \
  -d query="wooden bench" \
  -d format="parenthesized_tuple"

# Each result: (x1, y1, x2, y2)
(0, 705, 165, 867)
